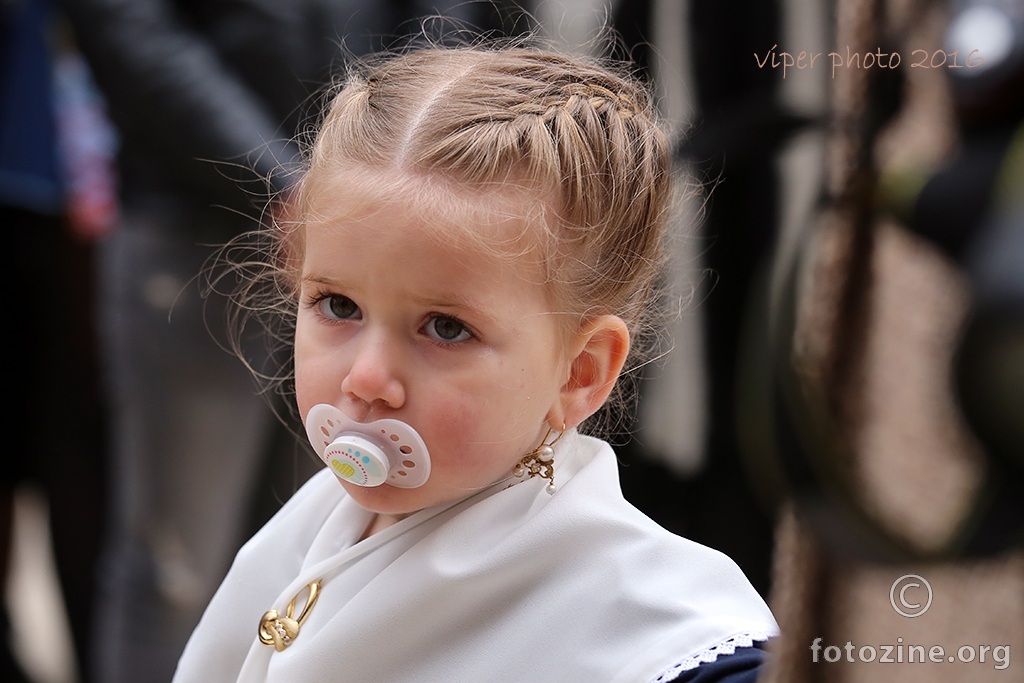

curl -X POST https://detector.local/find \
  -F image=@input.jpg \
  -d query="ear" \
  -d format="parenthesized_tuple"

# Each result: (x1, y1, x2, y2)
(548, 316, 630, 430)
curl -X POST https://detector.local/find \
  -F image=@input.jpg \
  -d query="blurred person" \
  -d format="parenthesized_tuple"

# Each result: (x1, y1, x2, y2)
(57, 1, 506, 681)
(1, 0, 113, 680)
(606, 0, 784, 599)
(886, 0, 1024, 547)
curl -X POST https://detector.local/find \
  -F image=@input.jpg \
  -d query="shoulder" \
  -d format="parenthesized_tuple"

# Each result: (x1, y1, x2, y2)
(561, 435, 768, 594)
(224, 467, 355, 583)
(174, 469, 347, 681)
(240, 468, 340, 547)
(565, 435, 780, 679)
(498, 433, 780, 680)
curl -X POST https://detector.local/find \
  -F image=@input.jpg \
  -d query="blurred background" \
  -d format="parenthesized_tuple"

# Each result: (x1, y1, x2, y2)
(2, 0, 1021, 681)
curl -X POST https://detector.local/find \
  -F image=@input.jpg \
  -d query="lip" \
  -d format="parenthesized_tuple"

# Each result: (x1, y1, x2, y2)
(330, 396, 399, 426)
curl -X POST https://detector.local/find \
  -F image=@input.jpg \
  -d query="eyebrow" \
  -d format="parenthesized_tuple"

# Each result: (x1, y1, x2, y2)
(408, 293, 499, 325)
(301, 274, 343, 287)
(301, 274, 499, 324)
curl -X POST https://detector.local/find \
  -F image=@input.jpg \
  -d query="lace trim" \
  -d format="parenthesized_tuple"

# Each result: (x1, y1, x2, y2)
(649, 630, 776, 683)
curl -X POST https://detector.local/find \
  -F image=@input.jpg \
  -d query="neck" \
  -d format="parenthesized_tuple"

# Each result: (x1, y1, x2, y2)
(360, 512, 406, 540)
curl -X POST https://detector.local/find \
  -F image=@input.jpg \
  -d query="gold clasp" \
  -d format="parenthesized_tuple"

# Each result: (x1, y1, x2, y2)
(258, 580, 322, 651)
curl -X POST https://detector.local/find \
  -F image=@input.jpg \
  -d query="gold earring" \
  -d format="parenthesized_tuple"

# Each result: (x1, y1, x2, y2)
(512, 424, 566, 494)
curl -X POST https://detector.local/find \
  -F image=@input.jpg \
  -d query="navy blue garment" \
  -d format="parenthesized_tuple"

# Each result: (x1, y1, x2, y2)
(0, 0, 64, 213)
(666, 645, 768, 683)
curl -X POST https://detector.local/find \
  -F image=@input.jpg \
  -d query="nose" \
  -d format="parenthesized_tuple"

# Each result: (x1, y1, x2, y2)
(341, 330, 406, 411)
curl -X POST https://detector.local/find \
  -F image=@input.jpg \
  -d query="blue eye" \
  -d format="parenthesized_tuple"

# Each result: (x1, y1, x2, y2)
(424, 316, 472, 343)
(319, 295, 361, 320)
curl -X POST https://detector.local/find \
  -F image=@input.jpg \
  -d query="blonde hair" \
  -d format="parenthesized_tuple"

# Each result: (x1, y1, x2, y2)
(223, 44, 673, 433)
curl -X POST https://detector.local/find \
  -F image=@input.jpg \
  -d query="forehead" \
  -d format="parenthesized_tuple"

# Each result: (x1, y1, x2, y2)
(298, 167, 560, 304)
(299, 165, 553, 261)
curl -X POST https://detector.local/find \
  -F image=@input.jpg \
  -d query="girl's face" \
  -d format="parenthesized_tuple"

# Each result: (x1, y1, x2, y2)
(294, 171, 571, 520)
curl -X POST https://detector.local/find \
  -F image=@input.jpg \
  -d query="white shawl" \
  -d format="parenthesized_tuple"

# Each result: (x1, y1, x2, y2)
(173, 432, 778, 682)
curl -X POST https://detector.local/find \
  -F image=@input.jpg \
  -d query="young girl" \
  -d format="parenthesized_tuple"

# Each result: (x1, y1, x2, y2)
(173, 45, 777, 683)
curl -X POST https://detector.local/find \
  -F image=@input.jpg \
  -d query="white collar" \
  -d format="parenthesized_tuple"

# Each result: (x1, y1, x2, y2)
(175, 432, 777, 682)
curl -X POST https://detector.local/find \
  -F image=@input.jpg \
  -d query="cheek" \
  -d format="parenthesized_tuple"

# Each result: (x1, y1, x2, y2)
(421, 380, 543, 478)
(419, 389, 507, 472)
(293, 338, 311, 419)
(293, 366, 316, 421)
(418, 387, 476, 445)
(292, 319, 342, 420)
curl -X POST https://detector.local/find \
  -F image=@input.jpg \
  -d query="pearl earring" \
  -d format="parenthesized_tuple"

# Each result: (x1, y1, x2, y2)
(512, 424, 566, 494)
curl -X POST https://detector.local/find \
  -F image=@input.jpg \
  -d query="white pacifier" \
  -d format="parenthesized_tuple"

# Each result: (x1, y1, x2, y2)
(305, 404, 431, 488)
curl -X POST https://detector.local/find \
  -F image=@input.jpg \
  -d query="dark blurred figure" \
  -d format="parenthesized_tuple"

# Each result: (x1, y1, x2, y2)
(56, 1, 526, 681)
(612, 0, 783, 598)
(898, 0, 1024, 549)
(905, 0, 1023, 261)
(1, 0, 112, 681)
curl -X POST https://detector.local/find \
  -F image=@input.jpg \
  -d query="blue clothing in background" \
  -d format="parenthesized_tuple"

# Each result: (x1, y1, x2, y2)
(0, 0, 64, 213)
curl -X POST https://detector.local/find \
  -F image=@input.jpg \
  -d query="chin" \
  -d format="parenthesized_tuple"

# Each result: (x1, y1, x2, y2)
(338, 477, 433, 515)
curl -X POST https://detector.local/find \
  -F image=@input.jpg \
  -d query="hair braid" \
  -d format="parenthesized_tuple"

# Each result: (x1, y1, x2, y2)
(280, 46, 673, 432)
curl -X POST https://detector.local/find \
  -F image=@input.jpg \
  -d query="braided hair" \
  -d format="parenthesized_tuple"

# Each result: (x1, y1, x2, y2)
(298, 47, 670, 339)
(235, 45, 676, 431)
